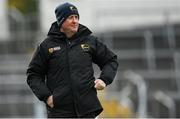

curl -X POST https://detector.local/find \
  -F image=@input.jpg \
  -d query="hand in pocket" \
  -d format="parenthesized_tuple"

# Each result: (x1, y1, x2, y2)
(46, 95, 54, 108)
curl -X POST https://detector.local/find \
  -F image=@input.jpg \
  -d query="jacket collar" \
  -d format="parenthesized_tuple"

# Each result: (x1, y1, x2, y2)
(47, 21, 92, 40)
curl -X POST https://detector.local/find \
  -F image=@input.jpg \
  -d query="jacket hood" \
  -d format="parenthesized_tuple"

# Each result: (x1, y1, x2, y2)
(47, 21, 92, 39)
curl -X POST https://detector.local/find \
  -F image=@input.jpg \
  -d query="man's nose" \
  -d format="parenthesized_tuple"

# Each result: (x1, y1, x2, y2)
(72, 17, 78, 23)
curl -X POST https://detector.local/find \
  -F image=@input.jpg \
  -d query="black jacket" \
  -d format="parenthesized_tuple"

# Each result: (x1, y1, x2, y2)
(26, 22, 118, 117)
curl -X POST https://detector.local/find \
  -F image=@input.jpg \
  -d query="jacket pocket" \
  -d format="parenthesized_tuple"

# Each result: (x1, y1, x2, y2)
(52, 86, 73, 109)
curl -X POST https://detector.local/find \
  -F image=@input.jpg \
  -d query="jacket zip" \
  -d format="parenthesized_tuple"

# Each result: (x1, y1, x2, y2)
(65, 39, 80, 116)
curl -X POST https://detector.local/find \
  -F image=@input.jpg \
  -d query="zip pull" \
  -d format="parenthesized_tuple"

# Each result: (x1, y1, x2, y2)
(66, 39, 71, 45)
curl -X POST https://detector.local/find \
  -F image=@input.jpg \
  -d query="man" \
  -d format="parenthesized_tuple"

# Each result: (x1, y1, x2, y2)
(27, 2, 118, 118)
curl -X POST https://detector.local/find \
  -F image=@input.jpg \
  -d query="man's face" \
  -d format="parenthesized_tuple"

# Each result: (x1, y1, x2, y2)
(61, 14, 79, 34)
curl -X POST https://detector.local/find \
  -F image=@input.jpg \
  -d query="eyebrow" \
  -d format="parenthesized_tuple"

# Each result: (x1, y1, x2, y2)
(68, 15, 78, 18)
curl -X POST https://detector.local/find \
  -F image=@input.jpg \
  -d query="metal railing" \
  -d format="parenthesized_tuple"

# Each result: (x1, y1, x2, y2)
(154, 91, 176, 118)
(124, 70, 147, 118)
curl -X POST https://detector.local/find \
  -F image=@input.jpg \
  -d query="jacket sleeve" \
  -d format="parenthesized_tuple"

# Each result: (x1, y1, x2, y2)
(26, 43, 51, 102)
(92, 37, 119, 85)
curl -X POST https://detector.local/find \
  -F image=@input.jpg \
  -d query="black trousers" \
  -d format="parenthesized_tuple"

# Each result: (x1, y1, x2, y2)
(47, 104, 97, 118)
(47, 110, 96, 118)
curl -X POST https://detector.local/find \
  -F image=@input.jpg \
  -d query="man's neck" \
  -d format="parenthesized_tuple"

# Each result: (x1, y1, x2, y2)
(60, 29, 75, 38)
(66, 32, 74, 38)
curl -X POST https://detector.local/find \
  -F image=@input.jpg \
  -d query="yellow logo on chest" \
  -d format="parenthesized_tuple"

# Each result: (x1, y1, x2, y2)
(81, 44, 90, 51)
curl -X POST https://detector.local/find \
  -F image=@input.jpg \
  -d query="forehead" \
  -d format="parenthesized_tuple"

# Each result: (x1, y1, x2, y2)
(67, 14, 79, 18)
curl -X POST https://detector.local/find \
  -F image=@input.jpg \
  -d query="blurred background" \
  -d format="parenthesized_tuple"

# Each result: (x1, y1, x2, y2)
(0, 0, 180, 118)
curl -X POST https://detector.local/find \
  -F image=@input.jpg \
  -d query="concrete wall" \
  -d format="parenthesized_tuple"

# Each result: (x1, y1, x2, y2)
(0, 0, 9, 40)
